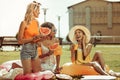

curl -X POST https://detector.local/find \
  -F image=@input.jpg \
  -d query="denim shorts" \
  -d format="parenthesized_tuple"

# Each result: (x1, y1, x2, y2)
(20, 43, 38, 60)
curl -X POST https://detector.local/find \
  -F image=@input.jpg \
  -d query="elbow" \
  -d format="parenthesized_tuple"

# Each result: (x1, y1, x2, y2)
(18, 39, 23, 44)
(18, 41, 22, 44)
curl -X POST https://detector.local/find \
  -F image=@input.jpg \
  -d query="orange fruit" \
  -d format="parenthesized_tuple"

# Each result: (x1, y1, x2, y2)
(39, 27, 51, 36)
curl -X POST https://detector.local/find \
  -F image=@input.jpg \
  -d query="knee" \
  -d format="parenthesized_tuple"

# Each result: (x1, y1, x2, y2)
(23, 68, 32, 74)
(91, 62, 100, 67)
(12, 63, 16, 66)
(95, 51, 102, 57)
(12, 63, 18, 69)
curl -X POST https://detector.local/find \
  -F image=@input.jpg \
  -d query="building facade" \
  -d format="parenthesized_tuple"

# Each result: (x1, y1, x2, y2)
(68, 0, 120, 44)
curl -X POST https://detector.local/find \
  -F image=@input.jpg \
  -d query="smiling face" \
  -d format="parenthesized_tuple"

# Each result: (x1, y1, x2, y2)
(75, 29, 85, 42)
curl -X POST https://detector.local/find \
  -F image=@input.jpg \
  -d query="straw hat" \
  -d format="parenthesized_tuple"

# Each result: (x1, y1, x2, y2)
(68, 25, 91, 44)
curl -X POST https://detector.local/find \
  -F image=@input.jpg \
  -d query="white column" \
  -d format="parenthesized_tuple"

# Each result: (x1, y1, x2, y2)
(107, 3, 112, 28)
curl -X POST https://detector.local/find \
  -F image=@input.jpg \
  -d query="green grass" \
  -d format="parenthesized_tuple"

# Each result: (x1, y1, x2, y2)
(0, 51, 20, 64)
(0, 45, 120, 72)
(61, 45, 120, 72)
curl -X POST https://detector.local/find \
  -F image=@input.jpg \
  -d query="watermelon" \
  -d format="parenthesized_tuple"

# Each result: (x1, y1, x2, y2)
(15, 74, 36, 80)
(14, 70, 54, 80)
(49, 43, 59, 50)
(39, 27, 51, 36)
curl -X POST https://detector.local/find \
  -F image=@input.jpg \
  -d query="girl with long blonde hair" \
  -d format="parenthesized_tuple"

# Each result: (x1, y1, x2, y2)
(18, 1, 41, 75)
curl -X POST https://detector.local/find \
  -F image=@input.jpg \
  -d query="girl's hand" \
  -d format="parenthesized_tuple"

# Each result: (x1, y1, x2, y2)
(42, 40, 54, 48)
(82, 35, 86, 44)
(54, 67, 61, 74)
(33, 35, 49, 42)
(32, 35, 42, 42)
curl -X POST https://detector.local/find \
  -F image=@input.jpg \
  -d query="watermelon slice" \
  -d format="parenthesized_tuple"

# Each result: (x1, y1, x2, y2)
(39, 27, 51, 36)
(49, 43, 59, 50)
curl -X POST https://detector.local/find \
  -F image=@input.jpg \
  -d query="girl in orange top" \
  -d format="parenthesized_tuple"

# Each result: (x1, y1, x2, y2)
(10, 22, 62, 74)
(17, 1, 41, 75)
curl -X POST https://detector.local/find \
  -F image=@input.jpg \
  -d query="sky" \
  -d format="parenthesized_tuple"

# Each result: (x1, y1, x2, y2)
(0, 0, 119, 39)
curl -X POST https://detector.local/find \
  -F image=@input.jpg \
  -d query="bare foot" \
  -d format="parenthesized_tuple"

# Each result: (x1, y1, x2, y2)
(109, 70, 120, 77)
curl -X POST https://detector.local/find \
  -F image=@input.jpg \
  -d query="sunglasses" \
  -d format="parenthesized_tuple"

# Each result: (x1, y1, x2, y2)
(33, 1, 41, 5)
(52, 29, 57, 33)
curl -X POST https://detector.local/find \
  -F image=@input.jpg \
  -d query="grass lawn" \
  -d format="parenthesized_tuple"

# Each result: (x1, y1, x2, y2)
(61, 45, 120, 72)
(0, 45, 120, 72)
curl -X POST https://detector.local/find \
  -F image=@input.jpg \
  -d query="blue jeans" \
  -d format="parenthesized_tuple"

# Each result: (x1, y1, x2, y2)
(20, 43, 38, 60)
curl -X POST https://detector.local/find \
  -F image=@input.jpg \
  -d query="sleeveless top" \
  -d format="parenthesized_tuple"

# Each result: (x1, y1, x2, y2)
(73, 44, 110, 72)
(40, 43, 56, 71)
(74, 44, 91, 64)
(23, 20, 39, 39)
(38, 43, 62, 71)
